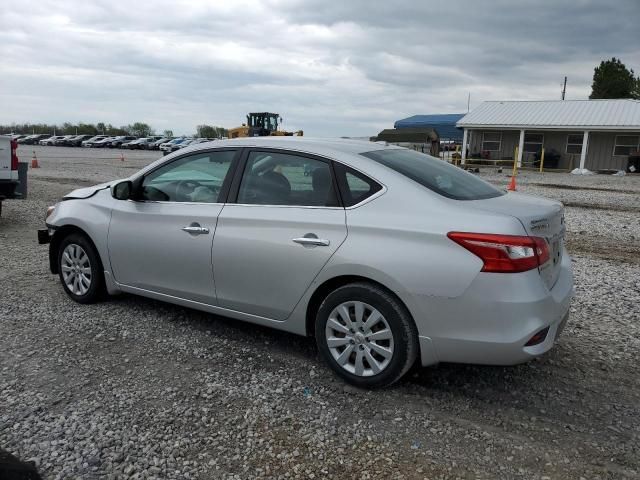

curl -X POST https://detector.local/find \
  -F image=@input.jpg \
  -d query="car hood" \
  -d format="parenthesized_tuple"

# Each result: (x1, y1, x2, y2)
(63, 181, 113, 199)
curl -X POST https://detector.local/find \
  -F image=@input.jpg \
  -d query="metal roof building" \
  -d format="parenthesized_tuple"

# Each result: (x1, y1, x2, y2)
(456, 100, 640, 171)
(394, 113, 465, 141)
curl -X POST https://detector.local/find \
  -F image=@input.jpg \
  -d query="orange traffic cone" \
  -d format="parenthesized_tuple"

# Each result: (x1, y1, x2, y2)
(120, 152, 125, 162)
(507, 175, 517, 191)
(31, 151, 40, 169)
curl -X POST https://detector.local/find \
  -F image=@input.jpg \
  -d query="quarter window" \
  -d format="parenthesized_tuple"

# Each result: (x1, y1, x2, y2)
(613, 135, 640, 156)
(523, 133, 544, 153)
(481, 132, 501, 152)
(334, 163, 382, 207)
(566, 133, 584, 155)
(237, 151, 339, 207)
(140, 150, 237, 203)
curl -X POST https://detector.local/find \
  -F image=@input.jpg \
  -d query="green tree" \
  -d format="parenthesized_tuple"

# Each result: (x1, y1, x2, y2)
(77, 123, 98, 135)
(163, 129, 174, 138)
(128, 122, 154, 137)
(61, 122, 76, 135)
(590, 57, 640, 99)
(196, 124, 227, 139)
(104, 124, 129, 135)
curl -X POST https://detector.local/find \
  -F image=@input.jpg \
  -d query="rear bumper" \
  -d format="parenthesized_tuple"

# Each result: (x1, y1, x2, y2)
(413, 248, 574, 366)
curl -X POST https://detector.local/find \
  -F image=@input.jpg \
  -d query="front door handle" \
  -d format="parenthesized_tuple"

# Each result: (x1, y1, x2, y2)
(181, 223, 210, 235)
(292, 235, 330, 247)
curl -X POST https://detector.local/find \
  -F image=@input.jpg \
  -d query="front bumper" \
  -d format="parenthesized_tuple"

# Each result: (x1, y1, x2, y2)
(414, 248, 574, 366)
(38, 228, 51, 244)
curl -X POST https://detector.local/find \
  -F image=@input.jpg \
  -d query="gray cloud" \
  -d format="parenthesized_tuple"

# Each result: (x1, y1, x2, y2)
(0, 0, 638, 136)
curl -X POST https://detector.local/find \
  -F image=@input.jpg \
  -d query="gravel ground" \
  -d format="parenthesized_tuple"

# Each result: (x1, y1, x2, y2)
(1, 146, 639, 479)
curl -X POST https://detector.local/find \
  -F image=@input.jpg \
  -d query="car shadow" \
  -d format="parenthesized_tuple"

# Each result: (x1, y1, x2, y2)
(111, 293, 319, 359)
(105, 293, 630, 439)
(111, 292, 576, 390)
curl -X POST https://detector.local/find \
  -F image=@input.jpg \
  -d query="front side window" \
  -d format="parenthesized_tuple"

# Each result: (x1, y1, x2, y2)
(237, 151, 339, 206)
(362, 149, 504, 200)
(613, 135, 640, 156)
(140, 150, 237, 202)
(481, 132, 501, 152)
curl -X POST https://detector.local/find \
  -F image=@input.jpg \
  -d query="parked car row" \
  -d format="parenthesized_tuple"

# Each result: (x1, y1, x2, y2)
(159, 137, 213, 155)
(80, 135, 140, 148)
(7, 133, 217, 151)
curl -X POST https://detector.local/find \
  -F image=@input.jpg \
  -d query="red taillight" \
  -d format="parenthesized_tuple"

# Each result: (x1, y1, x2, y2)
(525, 326, 549, 346)
(10, 139, 19, 170)
(447, 232, 550, 273)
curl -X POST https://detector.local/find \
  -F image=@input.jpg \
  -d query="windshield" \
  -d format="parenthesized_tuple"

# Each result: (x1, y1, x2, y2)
(362, 149, 504, 200)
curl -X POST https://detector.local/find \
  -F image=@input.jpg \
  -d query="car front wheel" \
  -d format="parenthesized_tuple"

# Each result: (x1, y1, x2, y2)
(57, 233, 105, 304)
(315, 282, 418, 388)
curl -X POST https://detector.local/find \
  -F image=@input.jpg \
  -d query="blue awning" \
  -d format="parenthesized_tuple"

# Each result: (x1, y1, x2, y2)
(394, 114, 465, 140)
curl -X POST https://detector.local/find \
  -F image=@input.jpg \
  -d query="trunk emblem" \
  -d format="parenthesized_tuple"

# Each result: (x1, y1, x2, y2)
(530, 218, 549, 231)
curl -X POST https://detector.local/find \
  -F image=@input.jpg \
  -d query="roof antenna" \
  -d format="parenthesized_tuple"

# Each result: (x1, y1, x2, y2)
(561, 76, 567, 100)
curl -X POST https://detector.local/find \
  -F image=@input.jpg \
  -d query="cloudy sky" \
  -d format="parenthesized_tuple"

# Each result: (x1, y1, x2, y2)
(0, 0, 638, 136)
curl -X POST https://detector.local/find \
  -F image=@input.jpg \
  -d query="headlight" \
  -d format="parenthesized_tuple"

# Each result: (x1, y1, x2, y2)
(45, 205, 56, 220)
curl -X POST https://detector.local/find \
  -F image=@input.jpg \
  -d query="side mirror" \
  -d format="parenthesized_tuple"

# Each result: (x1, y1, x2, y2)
(111, 180, 133, 200)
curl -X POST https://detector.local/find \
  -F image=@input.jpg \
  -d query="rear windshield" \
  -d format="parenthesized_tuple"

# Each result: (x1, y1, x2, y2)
(362, 149, 504, 200)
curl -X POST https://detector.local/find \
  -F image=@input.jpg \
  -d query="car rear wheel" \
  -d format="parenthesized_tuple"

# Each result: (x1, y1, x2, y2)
(57, 233, 105, 304)
(315, 282, 418, 388)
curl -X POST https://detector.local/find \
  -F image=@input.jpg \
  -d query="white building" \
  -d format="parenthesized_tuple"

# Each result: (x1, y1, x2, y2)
(457, 99, 640, 171)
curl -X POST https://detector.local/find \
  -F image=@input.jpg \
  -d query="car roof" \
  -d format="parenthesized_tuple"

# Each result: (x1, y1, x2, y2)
(135, 137, 406, 183)
(186, 137, 398, 156)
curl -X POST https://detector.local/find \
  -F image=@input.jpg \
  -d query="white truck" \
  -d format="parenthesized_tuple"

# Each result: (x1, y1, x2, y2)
(0, 135, 22, 216)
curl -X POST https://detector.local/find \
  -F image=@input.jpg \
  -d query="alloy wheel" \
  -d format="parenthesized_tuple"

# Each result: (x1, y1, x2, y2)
(61, 243, 92, 296)
(325, 301, 394, 377)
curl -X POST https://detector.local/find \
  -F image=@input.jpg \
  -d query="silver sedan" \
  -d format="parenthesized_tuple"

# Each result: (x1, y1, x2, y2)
(39, 138, 573, 387)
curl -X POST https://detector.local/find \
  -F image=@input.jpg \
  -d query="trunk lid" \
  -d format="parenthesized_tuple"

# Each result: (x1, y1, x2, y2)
(465, 192, 566, 289)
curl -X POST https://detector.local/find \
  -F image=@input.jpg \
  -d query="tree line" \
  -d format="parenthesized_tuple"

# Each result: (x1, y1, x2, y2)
(0, 121, 228, 139)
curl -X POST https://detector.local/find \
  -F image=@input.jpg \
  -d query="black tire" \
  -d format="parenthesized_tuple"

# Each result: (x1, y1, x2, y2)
(315, 282, 418, 388)
(57, 233, 105, 304)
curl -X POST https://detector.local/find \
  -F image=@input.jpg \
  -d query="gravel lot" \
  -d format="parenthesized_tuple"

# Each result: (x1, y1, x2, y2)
(1, 145, 639, 479)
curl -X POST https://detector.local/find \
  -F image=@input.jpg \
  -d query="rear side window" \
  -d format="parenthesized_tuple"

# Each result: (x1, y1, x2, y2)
(362, 149, 504, 200)
(334, 163, 382, 207)
(237, 151, 339, 207)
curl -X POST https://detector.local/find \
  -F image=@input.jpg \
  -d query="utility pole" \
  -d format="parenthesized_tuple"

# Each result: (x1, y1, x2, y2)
(467, 92, 471, 113)
(561, 76, 567, 100)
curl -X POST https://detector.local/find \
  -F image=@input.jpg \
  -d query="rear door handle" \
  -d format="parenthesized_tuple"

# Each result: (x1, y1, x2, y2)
(292, 237, 330, 247)
(181, 224, 210, 235)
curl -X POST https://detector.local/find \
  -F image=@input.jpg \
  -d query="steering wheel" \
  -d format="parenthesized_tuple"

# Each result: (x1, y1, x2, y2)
(175, 180, 202, 201)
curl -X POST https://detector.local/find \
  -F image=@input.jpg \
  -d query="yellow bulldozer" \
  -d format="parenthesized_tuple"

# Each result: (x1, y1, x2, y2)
(228, 112, 303, 138)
